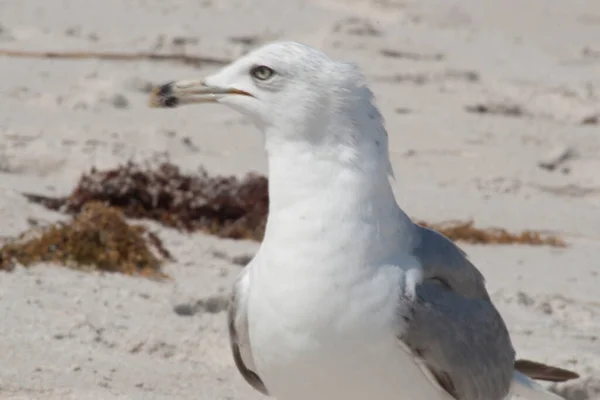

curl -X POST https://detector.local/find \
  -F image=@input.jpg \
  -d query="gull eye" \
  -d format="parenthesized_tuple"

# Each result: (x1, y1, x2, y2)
(250, 65, 275, 81)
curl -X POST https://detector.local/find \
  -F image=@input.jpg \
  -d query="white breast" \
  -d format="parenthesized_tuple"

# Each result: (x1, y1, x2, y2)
(246, 254, 450, 400)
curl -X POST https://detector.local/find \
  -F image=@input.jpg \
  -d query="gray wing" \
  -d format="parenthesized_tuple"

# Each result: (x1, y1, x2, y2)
(412, 225, 490, 299)
(400, 225, 516, 400)
(228, 268, 269, 395)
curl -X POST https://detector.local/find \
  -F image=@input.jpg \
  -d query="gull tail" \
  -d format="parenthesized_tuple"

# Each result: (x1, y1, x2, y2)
(514, 359, 579, 382)
(511, 360, 579, 400)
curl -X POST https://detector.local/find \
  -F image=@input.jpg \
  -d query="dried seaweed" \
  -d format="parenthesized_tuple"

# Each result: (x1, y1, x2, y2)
(23, 162, 564, 247)
(24, 161, 269, 241)
(417, 220, 565, 247)
(0, 202, 170, 278)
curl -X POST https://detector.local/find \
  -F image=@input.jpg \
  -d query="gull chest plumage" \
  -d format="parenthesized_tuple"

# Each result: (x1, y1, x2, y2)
(247, 259, 429, 400)
(246, 217, 443, 400)
(245, 162, 428, 400)
(150, 40, 579, 400)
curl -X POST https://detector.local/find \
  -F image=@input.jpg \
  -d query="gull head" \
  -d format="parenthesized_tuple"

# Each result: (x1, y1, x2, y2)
(150, 41, 392, 174)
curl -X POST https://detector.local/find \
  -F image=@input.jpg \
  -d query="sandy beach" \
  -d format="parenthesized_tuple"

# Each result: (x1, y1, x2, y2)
(0, 0, 599, 398)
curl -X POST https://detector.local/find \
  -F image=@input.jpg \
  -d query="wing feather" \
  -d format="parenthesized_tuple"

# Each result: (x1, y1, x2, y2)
(228, 268, 269, 395)
(401, 225, 515, 400)
(412, 225, 489, 299)
(402, 225, 578, 400)
(400, 281, 515, 400)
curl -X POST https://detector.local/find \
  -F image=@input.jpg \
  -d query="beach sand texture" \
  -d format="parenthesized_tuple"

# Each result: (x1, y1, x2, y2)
(0, 0, 599, 398)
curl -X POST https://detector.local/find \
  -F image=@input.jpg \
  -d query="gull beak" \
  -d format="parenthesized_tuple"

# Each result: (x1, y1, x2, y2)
(148, 79, 252, 108)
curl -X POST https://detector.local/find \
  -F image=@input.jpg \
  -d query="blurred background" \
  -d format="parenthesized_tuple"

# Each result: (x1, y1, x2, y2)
(0, 0, 598, 399)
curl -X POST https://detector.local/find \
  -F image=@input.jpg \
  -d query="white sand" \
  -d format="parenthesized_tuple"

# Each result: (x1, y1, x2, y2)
(0, 0, 599, 398)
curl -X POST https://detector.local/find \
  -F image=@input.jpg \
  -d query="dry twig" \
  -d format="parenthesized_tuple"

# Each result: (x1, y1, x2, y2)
(0, 49, 231, 67)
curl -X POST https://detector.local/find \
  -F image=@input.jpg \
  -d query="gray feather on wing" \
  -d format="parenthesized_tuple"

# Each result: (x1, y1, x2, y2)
(228, 270, 269, 395)
(412, 225, 490, 299)
(401, 225, 516, 400)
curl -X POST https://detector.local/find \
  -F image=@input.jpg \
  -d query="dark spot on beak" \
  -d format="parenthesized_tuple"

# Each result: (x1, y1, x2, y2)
(164, 96, 179, 108)
(157, 82, 174, 97)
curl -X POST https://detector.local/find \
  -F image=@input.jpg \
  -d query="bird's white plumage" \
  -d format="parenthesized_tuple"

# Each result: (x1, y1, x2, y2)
(155, 41, 573, 400)
(221, 41, 465, 400)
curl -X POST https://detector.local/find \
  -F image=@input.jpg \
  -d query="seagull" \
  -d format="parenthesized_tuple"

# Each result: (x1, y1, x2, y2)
(149, 41, 579, 400)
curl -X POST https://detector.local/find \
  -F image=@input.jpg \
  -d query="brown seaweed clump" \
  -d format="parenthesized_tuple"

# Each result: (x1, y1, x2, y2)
(25, 162, 269, 241)
(0, 202, 171, 277)
(417, 220, 565, 247)
(23, 162, 564, 247)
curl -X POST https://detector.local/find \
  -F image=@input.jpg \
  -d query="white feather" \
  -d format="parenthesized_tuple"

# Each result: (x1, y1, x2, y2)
(511, 371, 565, 400)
